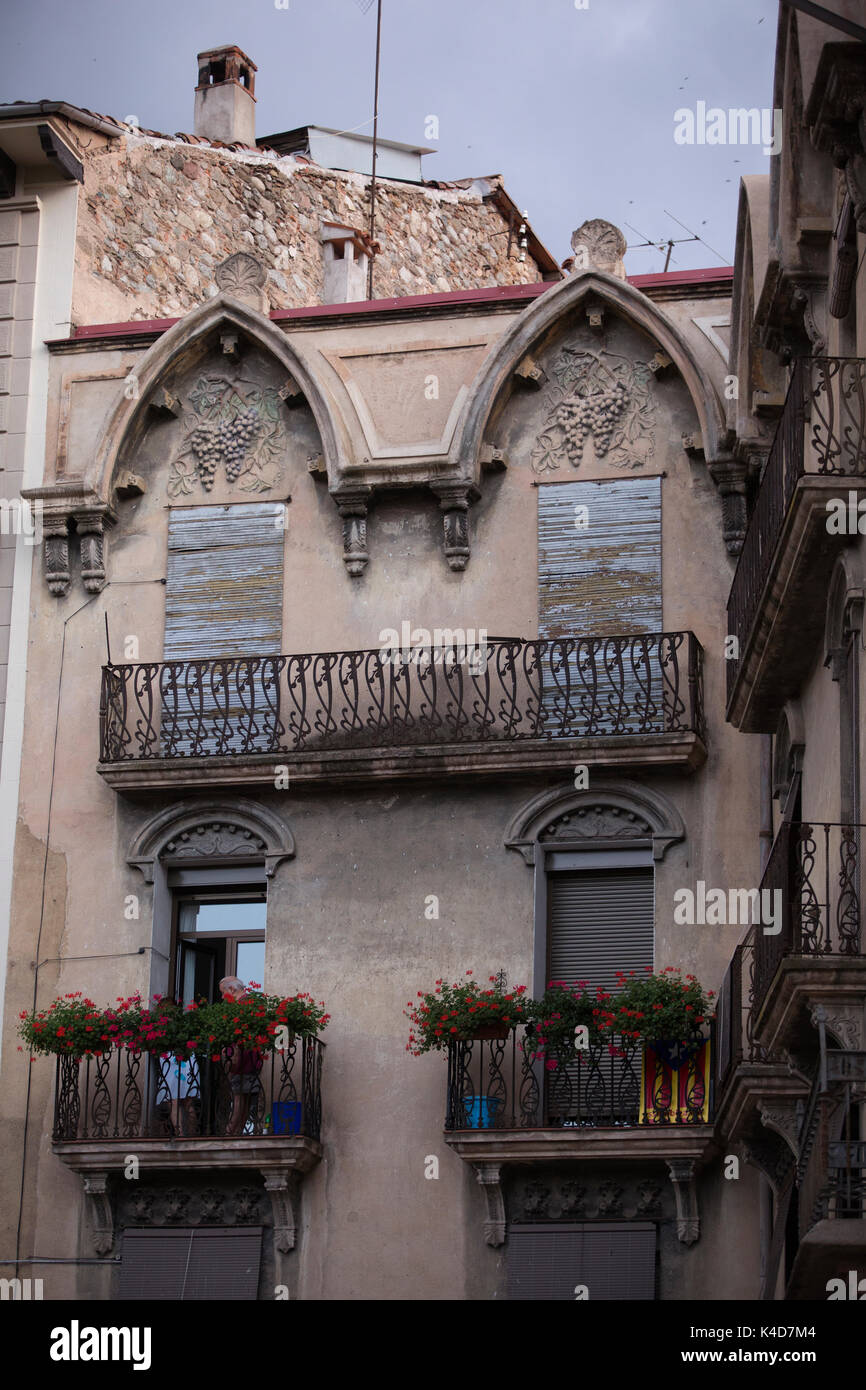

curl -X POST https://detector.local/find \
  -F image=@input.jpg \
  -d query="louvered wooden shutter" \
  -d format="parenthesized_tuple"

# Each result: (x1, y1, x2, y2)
(506, 1223, 656, 1300)
(118, 1227, 263, 1300)
(165, 504, 284, 659)
(162, 505, 284, 754)
(538, 477, 662, 637)
(537, 478, 662, 733)
(548, 868, 654, 990)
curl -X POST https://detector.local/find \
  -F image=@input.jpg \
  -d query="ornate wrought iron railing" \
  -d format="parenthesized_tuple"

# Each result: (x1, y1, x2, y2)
(727, 356, 866, 703)
(748, 821, 865, 1036)
(715, 940, 747, 1094)
(444, 1028, 711, 1130)
(52, 1039, 324, 1143)
(98, 631, 705, 763)
(796, 1026, 866, 1239)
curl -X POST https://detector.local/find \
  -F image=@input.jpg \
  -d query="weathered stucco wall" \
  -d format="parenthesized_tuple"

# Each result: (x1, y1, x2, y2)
(0, 265, 768, 1299)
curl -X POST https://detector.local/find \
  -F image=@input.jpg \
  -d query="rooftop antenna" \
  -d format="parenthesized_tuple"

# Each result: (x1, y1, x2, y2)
(356, 0, 384, 300)
(662, 210, 729, 267)
(624, 220, 697, 272)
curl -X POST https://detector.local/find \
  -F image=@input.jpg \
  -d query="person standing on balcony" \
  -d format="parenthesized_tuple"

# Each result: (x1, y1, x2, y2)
(219, 976, 263, 1135)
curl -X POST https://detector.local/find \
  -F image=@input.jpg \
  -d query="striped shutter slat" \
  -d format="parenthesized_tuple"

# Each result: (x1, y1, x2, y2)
(548, 869, 655, 992)
(119, 1227, 263, 1300)
(161, 505, 285, 754)
(538, 477, 662, 637)
(165, 504, 284, 659)
(547, 869, 654, 1122)
(506, 1223, 656, 1300)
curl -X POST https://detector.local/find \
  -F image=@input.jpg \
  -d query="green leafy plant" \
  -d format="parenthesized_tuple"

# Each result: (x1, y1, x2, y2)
(404, 971, 529, 1056)
(608, 967, 714, 1046)
(18, 993, 110, 1057)
(18, 990, 330, 1059)
(193, 991, 330, 1060)
(524, 981, 616, 1064)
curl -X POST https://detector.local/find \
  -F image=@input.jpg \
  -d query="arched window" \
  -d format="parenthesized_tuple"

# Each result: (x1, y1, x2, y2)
(505, 780, 684, 998)
(128, 800, 295, 1002)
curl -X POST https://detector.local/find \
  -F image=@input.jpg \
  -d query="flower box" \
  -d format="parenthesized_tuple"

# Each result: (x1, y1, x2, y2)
(468, 1023, 511, 1041)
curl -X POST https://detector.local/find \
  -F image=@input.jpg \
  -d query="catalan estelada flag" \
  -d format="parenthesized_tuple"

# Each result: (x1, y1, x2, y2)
(639, 1041, 710, 1124)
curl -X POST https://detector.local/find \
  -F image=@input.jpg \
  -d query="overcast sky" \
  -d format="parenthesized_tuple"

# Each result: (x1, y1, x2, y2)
(3, 0, 780, 275)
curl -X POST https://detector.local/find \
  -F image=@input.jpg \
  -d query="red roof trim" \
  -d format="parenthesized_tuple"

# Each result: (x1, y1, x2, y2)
(60, 267, 734, 343)
(629, 265, 734, 288)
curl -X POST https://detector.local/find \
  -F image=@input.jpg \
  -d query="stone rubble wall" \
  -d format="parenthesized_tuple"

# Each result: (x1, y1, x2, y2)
(73, 133, 548, 324)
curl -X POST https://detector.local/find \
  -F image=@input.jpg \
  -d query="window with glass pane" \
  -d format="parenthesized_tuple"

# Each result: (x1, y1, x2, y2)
(174, 893, 266, 1003)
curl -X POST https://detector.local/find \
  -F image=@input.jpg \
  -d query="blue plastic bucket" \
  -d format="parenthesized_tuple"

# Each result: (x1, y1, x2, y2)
(271, 1101, 303, 1135)
(464, 1096, 502, 1129)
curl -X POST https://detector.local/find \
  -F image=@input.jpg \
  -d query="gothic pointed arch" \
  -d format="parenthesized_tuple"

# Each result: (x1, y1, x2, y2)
(451, 268, 733, 486)
(504, 779, 685, 866)
(729, 177, 784, 468)
(128, 800, 295, 882)
(94, 291, 346, 502)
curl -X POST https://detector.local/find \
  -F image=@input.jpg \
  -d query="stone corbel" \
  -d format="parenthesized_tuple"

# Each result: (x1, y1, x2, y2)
(665, 1159, 699, 1245)
(24, 487, 117, 596)
(707, 457, 749, 556)
(740, 1133, 794, 1196)
(280, 375, 306, 409)
(807, 46, 866, 230)
(431, 484, 480, 573)
(844, 152, 866, 233)
(830, 196, 858, 319)
(759, 1099, 801, 1157)
(479, 443, 507, 473)
(220, 329, 240, 360)
(74, 509, 113, 594)
(114, 470, 147, 499)
(808, 998, 863, 1052)
(791, 285, 827, 355)
(473, 1162, 506, 1247)
(82, 1173, 114, 1256)
(42, 515, 71, 597)
(333, 487, 371, 578)
(262, 1169, 299, 1254)
(513, 355, 545, 390)
(148, 386, 182, 419)
(648, 351, 674, 378)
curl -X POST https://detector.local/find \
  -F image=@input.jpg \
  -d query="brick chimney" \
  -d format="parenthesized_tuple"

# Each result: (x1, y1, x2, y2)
(194, 45, 257, 146)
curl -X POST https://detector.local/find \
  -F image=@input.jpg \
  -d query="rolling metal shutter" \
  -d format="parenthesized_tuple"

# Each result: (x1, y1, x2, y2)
(118, 1227, 263, 1300)
(506, 1222, 656, 1300)
(548, 868, 654, 990)
(547, 867, 654, 1122)
(538, 477, 662, 637)
(165, 504, 284, 659)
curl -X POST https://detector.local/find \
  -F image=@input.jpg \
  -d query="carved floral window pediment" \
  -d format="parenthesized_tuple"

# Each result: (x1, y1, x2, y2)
(504, 781, 685, 866)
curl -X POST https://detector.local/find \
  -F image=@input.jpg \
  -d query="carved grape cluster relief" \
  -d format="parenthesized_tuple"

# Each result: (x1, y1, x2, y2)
(168, 374, 287, 497)
(530, 348, 657, 473)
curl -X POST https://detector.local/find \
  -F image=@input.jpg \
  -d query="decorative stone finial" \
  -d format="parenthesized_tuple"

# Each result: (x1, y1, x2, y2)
(214, 252, 269, 312)
(569, 219, 627, 279)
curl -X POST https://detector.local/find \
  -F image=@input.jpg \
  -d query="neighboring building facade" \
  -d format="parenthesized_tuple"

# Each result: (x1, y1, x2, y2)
(716, 2, 866, 1300)
(10, 12, 863, 1299)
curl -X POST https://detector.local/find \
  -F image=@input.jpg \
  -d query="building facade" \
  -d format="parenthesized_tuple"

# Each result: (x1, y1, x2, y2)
(2, 7, 863, 1301)
(715, 1, 866, 1302)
